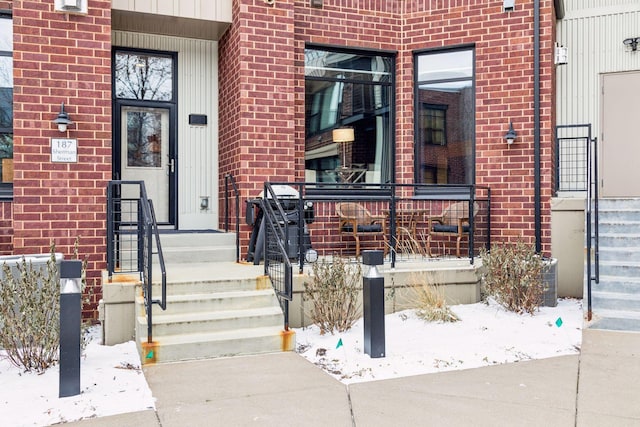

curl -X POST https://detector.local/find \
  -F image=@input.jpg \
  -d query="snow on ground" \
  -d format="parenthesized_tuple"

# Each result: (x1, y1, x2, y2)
(294, 298, 583, 384)
(0, 298, 583, 425)
(0, 327, 155, 427)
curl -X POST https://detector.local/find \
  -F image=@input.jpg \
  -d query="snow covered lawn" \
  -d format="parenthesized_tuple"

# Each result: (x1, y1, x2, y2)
(294, 298, 583, 384)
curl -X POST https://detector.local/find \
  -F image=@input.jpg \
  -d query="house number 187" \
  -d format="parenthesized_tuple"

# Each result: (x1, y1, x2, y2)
(51, 138, 78, 163)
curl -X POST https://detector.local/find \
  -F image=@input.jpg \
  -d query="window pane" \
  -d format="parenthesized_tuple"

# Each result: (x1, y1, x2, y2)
(415, 49, 474, 185)
(305, 48, 392, 82)
(417, 49, 473, 82)
(305, 48, 393, 185)
(0, 15, 12, 188)
(0, 133, 12, 183)
(115, 52, 173, 101)
(0, 18, 11, 51)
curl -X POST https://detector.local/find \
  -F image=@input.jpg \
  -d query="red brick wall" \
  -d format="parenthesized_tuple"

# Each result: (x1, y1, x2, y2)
(12, 1, 111, 319)
(223, 0, 556, 256)
(219, 0, 298, 249)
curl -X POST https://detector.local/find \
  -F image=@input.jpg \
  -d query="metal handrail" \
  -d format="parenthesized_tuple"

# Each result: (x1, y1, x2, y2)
(555, 124, 598, 320)
(267, 182, 491, 269)
(262, 182, 293, 330)
(106, 180, 167, 343)
(224, 173, 241, 263)
(258, 182, 491, 330)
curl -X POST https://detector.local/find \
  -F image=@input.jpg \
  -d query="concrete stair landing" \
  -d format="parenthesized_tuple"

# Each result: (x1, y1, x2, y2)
(134, 232, 293, 364)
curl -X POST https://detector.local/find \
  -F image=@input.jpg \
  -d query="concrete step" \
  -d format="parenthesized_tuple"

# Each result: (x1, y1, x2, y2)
(598, 233, 640, 249)
(155, 232, 237, 264)
(588, 315, 640, 332)
(598, 220, 640, 234)
(139, 306, 283, 336)
(138, 326, 294, 363)
(150, 261, 266, 294)
(137, 289, 279, 315)
(594, 275, 640, 294)
(591, 290, 640, 312)
(598, 260, 640, 277)
(598, 247, 640, 262)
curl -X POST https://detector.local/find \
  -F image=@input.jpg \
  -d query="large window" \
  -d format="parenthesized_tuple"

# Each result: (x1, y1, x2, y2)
(414, 47, 474, 185)
(0, 11, 12, 192)
(305, 46, 394, 184)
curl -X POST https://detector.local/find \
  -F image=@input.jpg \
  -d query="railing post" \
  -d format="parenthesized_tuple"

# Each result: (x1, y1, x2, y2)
(106, 183, 114, 276)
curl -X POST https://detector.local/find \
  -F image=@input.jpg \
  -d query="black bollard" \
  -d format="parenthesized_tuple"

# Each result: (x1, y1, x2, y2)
(362, 250, 385, 358)
(59, 260, 82, 398)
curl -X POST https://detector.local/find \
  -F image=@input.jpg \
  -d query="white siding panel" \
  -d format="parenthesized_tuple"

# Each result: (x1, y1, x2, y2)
(111, 0, 232, 22)
(113, 31, 219, 230)
(556, 5, 640, 139)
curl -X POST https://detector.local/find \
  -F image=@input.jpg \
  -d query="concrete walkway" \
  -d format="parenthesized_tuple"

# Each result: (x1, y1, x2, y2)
(68, 328, 640, 427)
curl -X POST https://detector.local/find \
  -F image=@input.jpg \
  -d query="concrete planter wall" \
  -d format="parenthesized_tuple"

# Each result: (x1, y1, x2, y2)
(0, 253, 64, 283)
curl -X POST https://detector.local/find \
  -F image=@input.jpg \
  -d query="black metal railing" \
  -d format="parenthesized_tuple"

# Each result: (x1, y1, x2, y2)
(556, 124, 599, 319)
(262, 182, 490, 268)
(257, 182, 491, 326)
(261, 183, 294, 330)
(106, 181, 167, 343)
(224, 173, 241, 263)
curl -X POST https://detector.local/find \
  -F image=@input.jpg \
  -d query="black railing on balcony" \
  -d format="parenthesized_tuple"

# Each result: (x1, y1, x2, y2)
(106, 181, 167, 343)
(257, 183, 491, 321)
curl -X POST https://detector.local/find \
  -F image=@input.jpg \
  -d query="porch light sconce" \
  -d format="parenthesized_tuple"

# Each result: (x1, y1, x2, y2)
(504, 121, 517, 145)
(332, 127, 355, 167)
(53, 103, 73, 133)
(623, 37, 640, 51)
(200, 196, 209, 211)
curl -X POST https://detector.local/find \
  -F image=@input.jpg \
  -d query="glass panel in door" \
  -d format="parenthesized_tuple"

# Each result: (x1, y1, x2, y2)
(120, 106, 171, 223)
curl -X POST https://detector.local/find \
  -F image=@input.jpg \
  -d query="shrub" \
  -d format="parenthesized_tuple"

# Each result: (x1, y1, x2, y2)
(405, 272, 459, 323)
(480, 240, 544, 315)
(0, 239, 89, 373)
(303, 257, 361, 335)
(0, 247, 60, 373)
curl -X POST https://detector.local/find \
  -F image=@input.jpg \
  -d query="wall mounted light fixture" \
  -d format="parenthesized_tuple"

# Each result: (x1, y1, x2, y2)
(504, 121, 517, 145)
(200, 196, 209, 211)
(623, 37, 640, 51)
(53, 103, 73, 132)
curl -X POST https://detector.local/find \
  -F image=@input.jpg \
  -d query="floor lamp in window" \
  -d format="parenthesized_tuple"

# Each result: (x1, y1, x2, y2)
(333, 127, 355, 182)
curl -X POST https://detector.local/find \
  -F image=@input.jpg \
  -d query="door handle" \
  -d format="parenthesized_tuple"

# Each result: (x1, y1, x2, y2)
(168, 158, 175, 174)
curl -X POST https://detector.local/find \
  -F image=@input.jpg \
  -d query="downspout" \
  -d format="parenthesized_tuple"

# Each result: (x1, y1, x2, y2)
(534, 0, 541, 253)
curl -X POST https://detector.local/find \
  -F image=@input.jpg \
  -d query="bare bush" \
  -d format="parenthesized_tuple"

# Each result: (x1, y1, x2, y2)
(405, 272, 459, 323)
(0, 248, 60, 373)
(303, 257, 361, 335)
(480, 240, 544, 315)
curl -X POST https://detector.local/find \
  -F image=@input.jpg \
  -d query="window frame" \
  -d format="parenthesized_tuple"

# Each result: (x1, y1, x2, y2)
(413, 44, 476, 193)
(304, 43, 397, 192)
(0, 9, 12, 199)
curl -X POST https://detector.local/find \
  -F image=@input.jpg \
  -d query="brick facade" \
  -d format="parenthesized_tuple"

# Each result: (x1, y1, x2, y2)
(8, 0, 111, 319)
(1, 0, 557, 320)
(220, 0, 557, 255)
